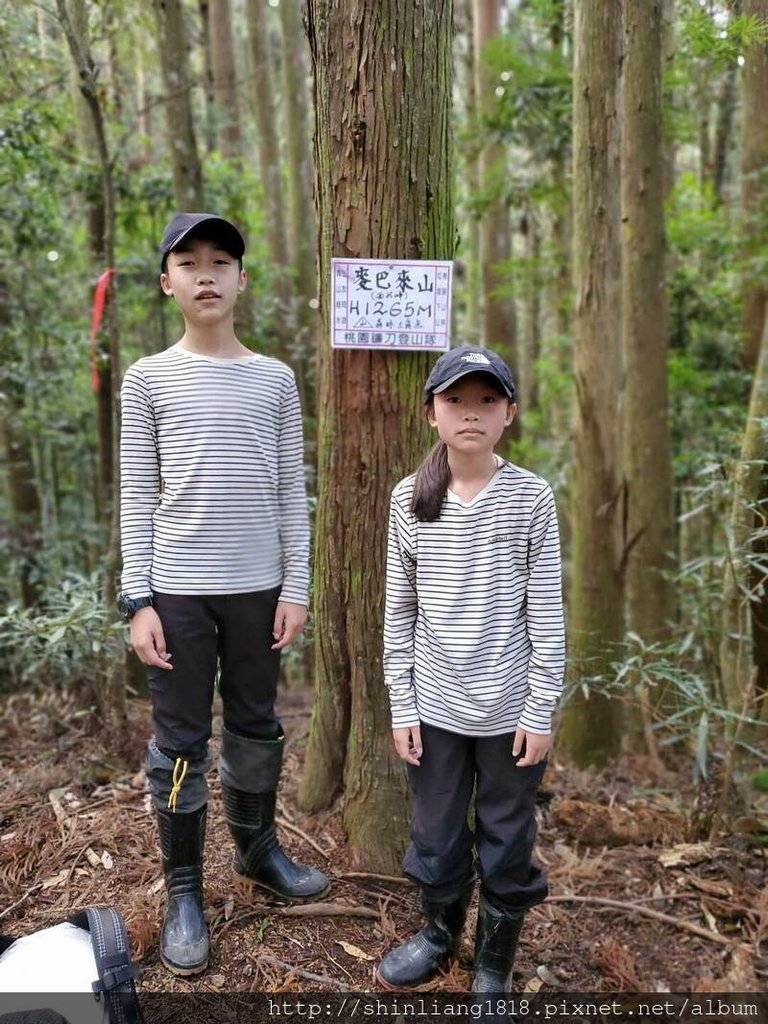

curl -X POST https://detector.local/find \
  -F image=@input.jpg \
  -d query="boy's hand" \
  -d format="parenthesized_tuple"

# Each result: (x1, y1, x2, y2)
(130, 606, 172, 670)
(392, 725, 422, 766)
(271, 601, 308, 650)
(513, 729, 549, 766)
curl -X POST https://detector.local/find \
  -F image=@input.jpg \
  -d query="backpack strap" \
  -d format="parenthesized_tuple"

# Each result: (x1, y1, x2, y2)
(68, 909, 143, 1024)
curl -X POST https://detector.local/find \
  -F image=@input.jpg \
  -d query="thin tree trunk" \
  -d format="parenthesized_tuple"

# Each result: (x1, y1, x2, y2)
(300, 0, 454, 872)
(209, 0, 242, 160)
(520, 204, 541, 413)
(56, 0, 126, 732)
(720, 313, 768, 715)
(245, 0, 291, 349)
(557, 0, 624, 767)
(622, 0, 676, 651)
(740, 0, 768, 704)
(69, 0, 111, 535)
(278, 0, 316, 421)
(199, 0, 217, 155)
(0, 284, 43, 608)
(474, 0, 517, 405)
(741, 0, 768, 372)
(662, 0, 677, 199)
(712, 64, 737, 205)
(153, 0, 204, 208)
(460, 0, 482, 345)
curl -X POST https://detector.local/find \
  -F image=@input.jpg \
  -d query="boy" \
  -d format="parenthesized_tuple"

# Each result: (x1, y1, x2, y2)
(118, 213, 328, 976)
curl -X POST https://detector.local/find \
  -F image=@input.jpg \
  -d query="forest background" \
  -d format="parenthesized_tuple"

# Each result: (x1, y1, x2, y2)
(1, 0, 767, 974)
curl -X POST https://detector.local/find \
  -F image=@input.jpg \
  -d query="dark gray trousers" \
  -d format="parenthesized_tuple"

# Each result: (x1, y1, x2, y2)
(404, 723, 548, 911)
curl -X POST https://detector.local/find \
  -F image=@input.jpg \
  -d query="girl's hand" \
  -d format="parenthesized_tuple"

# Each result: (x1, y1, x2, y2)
(513, 729, 549, 766)
(393, 725, 423, 766)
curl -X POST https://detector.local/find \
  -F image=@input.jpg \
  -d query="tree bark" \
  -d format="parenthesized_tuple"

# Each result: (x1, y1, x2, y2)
(622, 0, 676, 656)
(459, 0, 482, 345)
(245, 0, 291, 348)
(209, 0, 242, 160)
(299, 0, 455, 872)
(741, 0, 768, 372)
(278, 0, 317, 420)
(474, 0, 517, 397)
(68, 0, 111, 532)
(720, 313, 768, 715)
(198, 0, 217, 155)
(0, 284, 43, 608)
(557, 0, 624, 767)
(740, 0, 768, 704)
(56, 0, 126, 732)
(153, 0, 204, 209)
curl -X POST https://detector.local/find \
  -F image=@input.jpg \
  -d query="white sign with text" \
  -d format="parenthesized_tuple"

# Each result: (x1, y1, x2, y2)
(331, 258, 453, 351)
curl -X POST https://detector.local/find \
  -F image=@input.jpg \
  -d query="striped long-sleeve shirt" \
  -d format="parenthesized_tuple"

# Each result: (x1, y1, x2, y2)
(383, 460, 565, 736)
(119, 344, 310, 604)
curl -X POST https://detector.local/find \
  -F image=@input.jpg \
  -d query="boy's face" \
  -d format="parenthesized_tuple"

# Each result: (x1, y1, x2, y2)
(160, 237, 246, 326)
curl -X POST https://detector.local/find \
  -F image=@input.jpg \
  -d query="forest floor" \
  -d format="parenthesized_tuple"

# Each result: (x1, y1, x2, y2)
(0, 684, 766, 1005)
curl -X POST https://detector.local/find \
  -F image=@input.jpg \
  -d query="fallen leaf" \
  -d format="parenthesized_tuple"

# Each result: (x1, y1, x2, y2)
(148, 877, 164, 896)
(536, 964, 564, 986)
(658, 843, 713, 867)
(209, 974, 226, 988)
(101, 850, 114, 870)
(224, 895, 234, 921)
(85, 848, 102, 869)
(336, 940, 375, 962)
(41, 868, 69, 889)
(523, 975, 543, 992)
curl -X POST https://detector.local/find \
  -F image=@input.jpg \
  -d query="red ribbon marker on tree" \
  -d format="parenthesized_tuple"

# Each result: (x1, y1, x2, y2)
(89, 267, 116, 393)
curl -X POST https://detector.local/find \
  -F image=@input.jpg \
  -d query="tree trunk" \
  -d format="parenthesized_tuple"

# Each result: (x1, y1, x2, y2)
(460, 0, 482, 345)
(520, 204, 541, 413)
(0, 284, 43, 608)
(56, 0, 126, 733)
(209, 0, 242, 160)
(740, 0, 768, 705)
(741, 0, 768, 372)
(622, 0, 676, 654)
(720, 314, 768, 715)
(662, 0, 677, 199)
(198, 0, 217, 155)
(299, 0, 455, 872)
(278, 0, 317, 420)
(474, 0, 517, 396)
(153, 0, 204, 209)
(712, 64, 737, 206)
(69, 0, 111, 534)
(245, 0, 291, 349)
(557, 0, 624, 767)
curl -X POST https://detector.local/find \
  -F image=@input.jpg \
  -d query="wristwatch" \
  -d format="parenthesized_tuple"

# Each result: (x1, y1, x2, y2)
(117, 593, 153, 621)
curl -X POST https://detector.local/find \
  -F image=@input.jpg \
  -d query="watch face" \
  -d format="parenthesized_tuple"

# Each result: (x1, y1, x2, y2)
(117, 594, 133, 619)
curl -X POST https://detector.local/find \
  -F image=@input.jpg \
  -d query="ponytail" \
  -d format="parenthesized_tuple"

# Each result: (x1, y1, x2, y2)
(411, 440, 451, 522)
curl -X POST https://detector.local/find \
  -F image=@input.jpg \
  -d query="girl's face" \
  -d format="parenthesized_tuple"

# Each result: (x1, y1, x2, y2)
(427, 373, 516, 455)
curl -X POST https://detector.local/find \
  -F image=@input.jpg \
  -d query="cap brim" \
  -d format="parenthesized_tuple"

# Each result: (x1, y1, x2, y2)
(431, 367, 514, 398)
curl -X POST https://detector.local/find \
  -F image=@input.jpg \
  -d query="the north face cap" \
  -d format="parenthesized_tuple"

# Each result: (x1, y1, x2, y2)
(423, 346, 517, 403)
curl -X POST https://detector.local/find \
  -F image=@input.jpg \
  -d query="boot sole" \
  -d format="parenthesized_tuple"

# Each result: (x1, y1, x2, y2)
(160, 952, 209, 976)
(375, 959, 455, 992)
(234, 870, 331, 904)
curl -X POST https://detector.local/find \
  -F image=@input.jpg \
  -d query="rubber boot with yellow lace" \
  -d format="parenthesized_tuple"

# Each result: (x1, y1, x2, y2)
(147, 740, 210, 975)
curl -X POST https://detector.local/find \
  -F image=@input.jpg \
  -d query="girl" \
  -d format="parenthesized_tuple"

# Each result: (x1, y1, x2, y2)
(377, 347, 565, 994)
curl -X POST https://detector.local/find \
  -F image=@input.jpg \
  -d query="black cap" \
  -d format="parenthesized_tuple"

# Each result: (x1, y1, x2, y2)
(424, 347, 516, 403)
(160, 213, 245, 262)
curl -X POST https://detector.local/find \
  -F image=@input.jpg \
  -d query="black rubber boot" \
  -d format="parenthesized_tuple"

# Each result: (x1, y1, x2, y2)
(376, 882, 474, 989)
(221, 784, 330, 899)
(471, 895, 525, 994)
(157, 805, 209, 975)
(219, 728, 329, 901)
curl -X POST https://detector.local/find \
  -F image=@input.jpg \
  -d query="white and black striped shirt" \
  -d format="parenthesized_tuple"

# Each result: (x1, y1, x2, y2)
(119, 344, 310, 604)
(383, 461, 565, 736)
